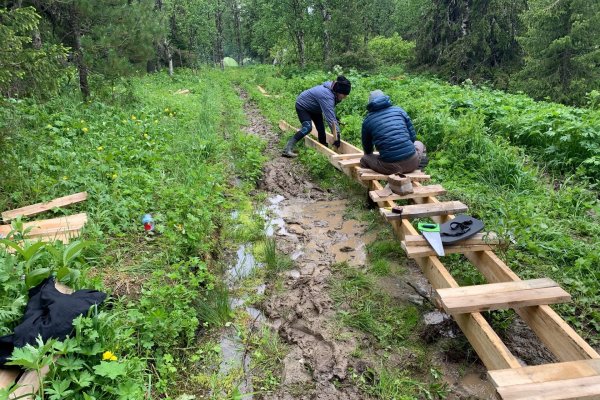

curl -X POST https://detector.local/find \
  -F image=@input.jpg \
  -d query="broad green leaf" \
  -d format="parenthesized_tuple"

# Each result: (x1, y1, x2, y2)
(93, 361, 127, 380)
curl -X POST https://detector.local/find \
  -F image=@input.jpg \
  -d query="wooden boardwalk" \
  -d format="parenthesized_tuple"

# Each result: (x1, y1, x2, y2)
(280, 118, 600, 400)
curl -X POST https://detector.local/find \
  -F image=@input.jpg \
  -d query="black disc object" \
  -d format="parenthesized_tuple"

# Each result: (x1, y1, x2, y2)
(440, 214, 484, 244)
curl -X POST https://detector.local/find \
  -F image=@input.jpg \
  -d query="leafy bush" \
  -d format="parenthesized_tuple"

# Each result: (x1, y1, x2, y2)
(368, 34, 416, 66)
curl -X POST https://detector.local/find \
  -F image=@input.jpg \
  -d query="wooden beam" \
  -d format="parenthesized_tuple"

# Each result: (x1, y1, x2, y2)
(0, 213, 87, 238)
(465, 251, 600, 362)
(358, 168, 431, 182)
(380, 201, 468, 220)
(0, 370, 19, 389)
(404, 233, 499, 246)
(2, 192, 88, 222)
(370, 184, 447, 202)
(489, 359, 600, 388)
(496, 375, 600, 400)
(436, 279, 571, 314)
(403, 244, 495, 258)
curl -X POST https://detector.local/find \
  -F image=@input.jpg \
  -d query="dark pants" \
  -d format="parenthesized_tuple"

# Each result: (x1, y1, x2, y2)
(360, 141, 426, 175)
(293, 103, 327, 145)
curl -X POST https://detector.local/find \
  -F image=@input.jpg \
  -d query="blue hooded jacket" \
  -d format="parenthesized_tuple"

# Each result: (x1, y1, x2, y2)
(361, 95, 417, 162)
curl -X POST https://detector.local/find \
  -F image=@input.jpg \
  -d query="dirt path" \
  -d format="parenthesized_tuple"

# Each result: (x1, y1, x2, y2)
(239, 91, 497, 399)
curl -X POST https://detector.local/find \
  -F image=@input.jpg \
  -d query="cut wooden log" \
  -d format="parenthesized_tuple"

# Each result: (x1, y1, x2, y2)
(489, 359, 600, 400)
(435, 278, 571, 314)
(370, 184, 447, 202)
(0, 213, 87, 238)
(2, 192, 88, 222)
(358, 168, 431, 182)
(380, 201, 468, 220)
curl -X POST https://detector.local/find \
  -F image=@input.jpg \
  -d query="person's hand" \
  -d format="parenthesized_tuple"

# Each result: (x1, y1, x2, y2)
(333, 139, 341, 147)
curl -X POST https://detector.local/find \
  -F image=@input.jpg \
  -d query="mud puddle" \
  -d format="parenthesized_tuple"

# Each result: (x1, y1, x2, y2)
(238, 89, 499, 399)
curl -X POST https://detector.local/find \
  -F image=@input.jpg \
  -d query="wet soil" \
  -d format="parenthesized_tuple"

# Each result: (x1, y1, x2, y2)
(239, 91, 498, 399)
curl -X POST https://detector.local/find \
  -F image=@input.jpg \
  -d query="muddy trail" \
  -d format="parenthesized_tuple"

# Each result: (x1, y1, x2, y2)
(238, 91, 501, 399)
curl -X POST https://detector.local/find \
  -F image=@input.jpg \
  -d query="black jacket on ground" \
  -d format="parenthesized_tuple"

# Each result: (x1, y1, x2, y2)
(0, 277, 106, 366)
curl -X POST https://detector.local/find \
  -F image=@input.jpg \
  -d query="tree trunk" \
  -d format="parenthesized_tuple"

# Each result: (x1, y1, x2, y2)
(215, 1, 225, 69)
(318, 2, 331, 65)
(230, 0, 243, 65)
(164, 40, 174, 75)
(70, 8, 89, 100)
(295, 30, 306, 68)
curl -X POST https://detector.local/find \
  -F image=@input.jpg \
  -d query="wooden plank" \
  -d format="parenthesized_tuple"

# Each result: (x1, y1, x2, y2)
(404, 232, 499, 246)
(0, 369, 19, 389)
(465, 251, 600, 362)
(257, 85, 268, 94)
(370, 185, 447, 202)
(0, 213, 87, 238)
(496, 375, 600, 400)
(380, 201, 468, 220)
(402, 243, 495, 258)
(358, 168, 431, 182)
(331, 152, 378, 160)
(438, 278, 559, 298)
(279, 120, 295, 132)
(337, 158, 362, 168)
(437, 279, 571, 314)
(2, 192, 87, 222)
(10, 366, 49, 399)
(489, 359, 600, 388)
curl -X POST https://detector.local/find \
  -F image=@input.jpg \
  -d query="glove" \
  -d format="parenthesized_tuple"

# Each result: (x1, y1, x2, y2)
(333, 139, 341, 148)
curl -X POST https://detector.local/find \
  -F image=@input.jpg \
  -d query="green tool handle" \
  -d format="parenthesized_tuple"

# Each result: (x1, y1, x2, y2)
(418, 222, 440, 232)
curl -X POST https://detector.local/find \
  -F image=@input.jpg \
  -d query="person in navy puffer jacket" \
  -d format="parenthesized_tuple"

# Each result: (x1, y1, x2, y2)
(360, 90, 426, 175)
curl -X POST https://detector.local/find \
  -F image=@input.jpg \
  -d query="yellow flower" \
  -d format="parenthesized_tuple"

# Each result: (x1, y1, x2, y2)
(102, 351, 118, 361)
(112, 173, 118, 180)
(144, 133, 149, 139)
(82, 127, 89, 133)
(97, 146, 104, 151)
(131, 115, 137, 120)
(62, 176, 68, 181)
(169, 113, 174, 117)
(164, 108, 169, 112)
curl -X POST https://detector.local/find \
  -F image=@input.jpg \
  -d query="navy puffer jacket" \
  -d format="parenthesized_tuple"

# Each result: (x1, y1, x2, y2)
(362, 96, 417, 162)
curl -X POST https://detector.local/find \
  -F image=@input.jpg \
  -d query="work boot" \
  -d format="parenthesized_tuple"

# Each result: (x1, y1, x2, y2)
(282, 137, 298, 158)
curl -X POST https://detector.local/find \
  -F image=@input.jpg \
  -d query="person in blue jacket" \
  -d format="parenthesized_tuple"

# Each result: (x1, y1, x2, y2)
(360, 90, 427, 175)
(282, 76, 351, 158)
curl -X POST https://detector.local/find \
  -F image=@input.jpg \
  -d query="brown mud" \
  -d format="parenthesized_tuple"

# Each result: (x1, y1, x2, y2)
(239, 91, 501, 399)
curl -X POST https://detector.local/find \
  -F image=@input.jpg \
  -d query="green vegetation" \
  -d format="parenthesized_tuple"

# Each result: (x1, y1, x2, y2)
(0, 70, 268, 398)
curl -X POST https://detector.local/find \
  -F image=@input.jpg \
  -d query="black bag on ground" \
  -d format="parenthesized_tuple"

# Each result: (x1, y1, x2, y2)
(0, 277, 106, 366)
